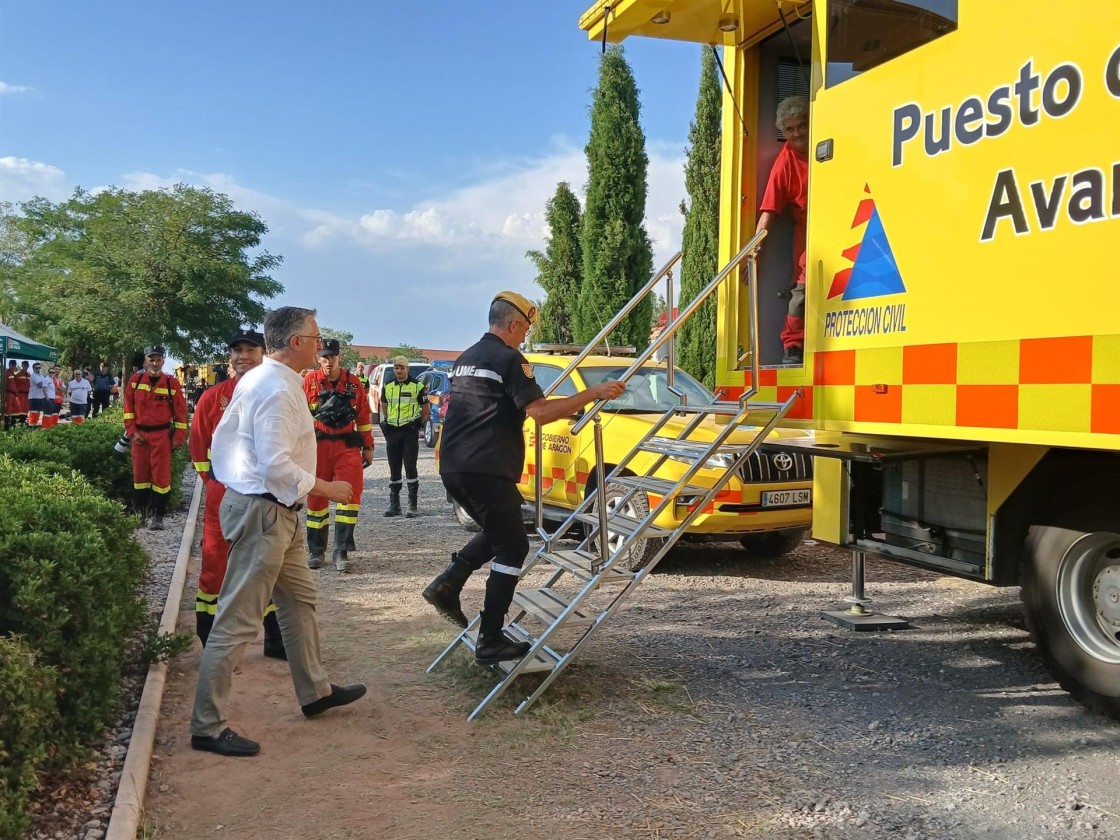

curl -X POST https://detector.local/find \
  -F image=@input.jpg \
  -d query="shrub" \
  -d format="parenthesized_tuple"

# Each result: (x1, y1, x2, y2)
(0, 457, 146, 762)
(0, 408, 188, 509)
(0, 636, 57, 839)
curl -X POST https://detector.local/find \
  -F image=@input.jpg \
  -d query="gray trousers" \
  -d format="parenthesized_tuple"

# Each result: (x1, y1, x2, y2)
(191, 490, 331, 737)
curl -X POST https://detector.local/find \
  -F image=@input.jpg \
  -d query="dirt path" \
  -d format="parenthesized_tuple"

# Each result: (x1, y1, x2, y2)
(143, 440, 1120, 840)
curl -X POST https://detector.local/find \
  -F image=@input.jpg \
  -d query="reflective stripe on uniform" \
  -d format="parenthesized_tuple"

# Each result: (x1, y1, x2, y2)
(335, 502, 360, 525)
(196, 589, 218, 614)
(491, 562, 521, 576)
(306, 507, 330, 528)
(152, 485, 171, 495)
(133, 482, 152, 490)
(193, 460, 210, 472)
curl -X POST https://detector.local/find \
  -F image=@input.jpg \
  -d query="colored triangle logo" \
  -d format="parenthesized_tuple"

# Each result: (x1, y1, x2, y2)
(827, 186, 906, 301)
(843, 207, 906, 300)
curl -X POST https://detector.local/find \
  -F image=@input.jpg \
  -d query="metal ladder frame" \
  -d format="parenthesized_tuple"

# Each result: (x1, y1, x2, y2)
(428, 230, 803, 718)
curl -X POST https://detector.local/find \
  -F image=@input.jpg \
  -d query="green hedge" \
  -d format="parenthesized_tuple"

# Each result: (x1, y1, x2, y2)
(0, 457, 146, 760)
(0, 406, 187, 508)
(0, 636, 57, 839)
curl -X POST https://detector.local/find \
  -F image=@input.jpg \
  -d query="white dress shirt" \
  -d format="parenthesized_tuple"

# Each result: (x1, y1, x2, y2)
(210, 356, 317, 505)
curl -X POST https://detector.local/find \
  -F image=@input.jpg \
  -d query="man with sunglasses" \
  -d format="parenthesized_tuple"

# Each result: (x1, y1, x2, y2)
(194, 307, 365, 757)
(422, 291, 626, 665)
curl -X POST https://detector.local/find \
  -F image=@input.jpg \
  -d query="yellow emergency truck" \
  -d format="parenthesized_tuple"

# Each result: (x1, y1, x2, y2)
(580, 1, 1120, 717)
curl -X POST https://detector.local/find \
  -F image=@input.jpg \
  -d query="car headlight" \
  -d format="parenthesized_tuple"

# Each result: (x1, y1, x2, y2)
(667, 452, 737, 471)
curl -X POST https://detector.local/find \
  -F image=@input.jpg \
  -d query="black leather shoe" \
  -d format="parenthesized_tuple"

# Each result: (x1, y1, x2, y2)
(781, 347, 804, 366)
(422, 579, 469, 628)
(190, 728, 260, 757)
(301, 683, 367, 718)
(263, 643, 288, 661)
(475, 635, 531, 666)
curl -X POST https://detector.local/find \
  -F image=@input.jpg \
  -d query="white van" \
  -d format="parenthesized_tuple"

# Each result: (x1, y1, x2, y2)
(367, 360, 430, 422)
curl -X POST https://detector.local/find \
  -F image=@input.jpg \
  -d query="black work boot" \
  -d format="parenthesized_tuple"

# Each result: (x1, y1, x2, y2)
(149, 493, 167, 530)
(262, 610, 287, 660)
(333, 548, 350, 573)
(422, 555, 472, 628)
(476, 607, 531, 665)
(405, 482, 419, 518)
(196, 611, 214, 647)
(383, 485, 401, 517)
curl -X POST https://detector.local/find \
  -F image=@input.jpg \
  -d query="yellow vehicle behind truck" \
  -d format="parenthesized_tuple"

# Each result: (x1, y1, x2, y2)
(581, 0, 1120, 717)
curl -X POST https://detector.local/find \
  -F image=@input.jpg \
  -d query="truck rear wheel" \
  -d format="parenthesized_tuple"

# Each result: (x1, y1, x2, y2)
(1022, 519, 1120, 720)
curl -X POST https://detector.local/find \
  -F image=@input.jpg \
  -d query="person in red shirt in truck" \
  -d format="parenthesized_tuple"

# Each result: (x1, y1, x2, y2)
(123, 345, 188, 530)
(189, 328, 285, 659)
(755, 94, 810, 366)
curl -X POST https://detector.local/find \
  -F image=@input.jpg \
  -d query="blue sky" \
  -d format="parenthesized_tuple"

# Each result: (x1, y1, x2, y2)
(0, 2, 704, 352)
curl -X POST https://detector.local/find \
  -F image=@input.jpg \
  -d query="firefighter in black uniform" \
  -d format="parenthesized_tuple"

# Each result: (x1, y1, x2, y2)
(422, 291, 626, 665)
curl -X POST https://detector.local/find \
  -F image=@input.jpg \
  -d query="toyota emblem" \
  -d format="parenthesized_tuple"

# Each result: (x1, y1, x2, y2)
(772, 452, 794, 472)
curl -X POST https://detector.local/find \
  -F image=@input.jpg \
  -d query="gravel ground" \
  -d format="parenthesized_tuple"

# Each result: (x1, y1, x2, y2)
(33, 435, 1120, 839)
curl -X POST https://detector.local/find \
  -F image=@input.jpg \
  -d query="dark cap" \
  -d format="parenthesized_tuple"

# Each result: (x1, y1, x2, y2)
(227, 328, 265, 349)
(318, 338, 341, 357)
(144, 345, 166, 358)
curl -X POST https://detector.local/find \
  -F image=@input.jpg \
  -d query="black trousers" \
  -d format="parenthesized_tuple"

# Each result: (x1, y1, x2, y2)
(91, 390, 111, 416)
(382, 423, 420, 485)
(442, 471, 529, 637)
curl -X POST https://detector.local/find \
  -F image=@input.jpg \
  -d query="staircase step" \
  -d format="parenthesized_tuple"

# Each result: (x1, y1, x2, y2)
(537, 549, 634, 583)
(638, 437, 755, 460)
(574, 511, 673, 538)
(611, 474, 709, 499)
(462, 627, 560, 675)
(512, 588, 594, 628)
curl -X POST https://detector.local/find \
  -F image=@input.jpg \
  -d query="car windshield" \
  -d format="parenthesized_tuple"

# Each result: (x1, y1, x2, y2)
(578, 363, 715, 412)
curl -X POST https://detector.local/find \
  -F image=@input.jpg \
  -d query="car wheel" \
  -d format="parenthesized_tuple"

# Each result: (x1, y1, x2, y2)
(1023, 515, 1120, 720)
(424, 418, 436, 448)
(452, 499, 480, 533)
(738, 528, 808, 558)
(585, 480, 663, 573)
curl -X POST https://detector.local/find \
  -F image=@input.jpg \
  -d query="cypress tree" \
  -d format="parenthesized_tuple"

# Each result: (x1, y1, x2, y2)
(676, 47, 722, 389)
(576, 46, 653, 348)
(527, 182, 582, 344)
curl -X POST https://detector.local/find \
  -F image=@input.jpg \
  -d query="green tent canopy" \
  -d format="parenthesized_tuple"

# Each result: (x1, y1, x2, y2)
(0, 323, 58, 362)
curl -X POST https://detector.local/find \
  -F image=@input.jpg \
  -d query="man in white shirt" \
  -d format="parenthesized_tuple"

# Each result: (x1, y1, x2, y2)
(28, 362, 51, 424)
(67, 369, 93, 419)
(191, 306, 366, 758)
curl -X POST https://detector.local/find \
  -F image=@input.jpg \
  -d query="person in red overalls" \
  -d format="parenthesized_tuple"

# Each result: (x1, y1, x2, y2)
(302, 338, 373, 573)
(189, 328, 285, 659)
(123, 345, 188, 530)
(756, 95, 810, 366)
(3, 359, 20, 429)
(13, 361, 31, 425)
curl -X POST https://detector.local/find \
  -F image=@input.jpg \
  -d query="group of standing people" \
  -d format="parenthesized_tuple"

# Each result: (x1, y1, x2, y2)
(3, 359, 117, 428)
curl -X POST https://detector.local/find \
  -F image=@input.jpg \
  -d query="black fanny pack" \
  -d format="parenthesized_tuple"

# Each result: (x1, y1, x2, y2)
(315, 429, 364, 448)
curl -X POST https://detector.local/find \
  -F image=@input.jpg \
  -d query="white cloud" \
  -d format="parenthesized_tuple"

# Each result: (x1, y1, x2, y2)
(18, 145, 686, 349)
(0, 81, 33, 96)
(0, 156, 68, 202)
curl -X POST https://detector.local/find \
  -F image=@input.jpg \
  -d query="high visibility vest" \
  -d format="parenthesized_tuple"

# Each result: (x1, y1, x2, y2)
(382, 379, 424, 427)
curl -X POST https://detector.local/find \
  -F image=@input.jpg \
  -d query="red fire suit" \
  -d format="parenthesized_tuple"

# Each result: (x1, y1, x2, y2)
(302, 370, 372, 560)
(188, 377, 283, 654)
(123, 371, 188, 516)
(3, 367, 20, 426)
(13, 368, 30, 422)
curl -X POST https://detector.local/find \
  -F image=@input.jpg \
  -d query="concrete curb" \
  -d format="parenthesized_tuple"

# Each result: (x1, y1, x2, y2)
(106, 477, 204, 840)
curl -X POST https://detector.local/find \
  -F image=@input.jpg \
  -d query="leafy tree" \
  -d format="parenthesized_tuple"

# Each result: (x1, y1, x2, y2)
(322, 327, 359, 370)
(576, 46, 654, 348)
(676, 48, 722, 388)
(527, 182, 582, 344)
(389, 343, 426, 361)
(2, 185, 282, 365)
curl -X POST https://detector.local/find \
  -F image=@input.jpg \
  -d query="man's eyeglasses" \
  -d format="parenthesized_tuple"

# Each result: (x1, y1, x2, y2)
(296, 334, 324, 347)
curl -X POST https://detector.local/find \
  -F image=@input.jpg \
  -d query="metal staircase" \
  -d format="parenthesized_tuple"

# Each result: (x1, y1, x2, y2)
(428, 230, 803, 719)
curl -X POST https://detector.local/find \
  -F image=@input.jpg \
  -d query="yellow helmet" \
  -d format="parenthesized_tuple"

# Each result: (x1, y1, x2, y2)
(492, 291, 538, 325)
